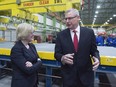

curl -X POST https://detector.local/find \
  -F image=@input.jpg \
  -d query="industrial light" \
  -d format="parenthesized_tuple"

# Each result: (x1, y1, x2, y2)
(0, 16, 10, 19)
(107, 20, 110, 22)
(94, 15, 97, 17)
(94, 18, 96, 20)
(95, 11, 98, 14)
(110, 18, 112, 20)
(97, 6, 100, 9)
(113, 14, 116, 17)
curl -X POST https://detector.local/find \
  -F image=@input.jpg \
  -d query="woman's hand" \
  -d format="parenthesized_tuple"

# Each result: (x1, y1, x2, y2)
(25, 61, 33, 67)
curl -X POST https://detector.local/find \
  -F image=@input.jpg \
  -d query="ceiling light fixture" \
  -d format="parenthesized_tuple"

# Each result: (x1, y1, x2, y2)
(113, 14, 116, 17)
(97, 6, 100, 9)
(95, 11, 98, 14)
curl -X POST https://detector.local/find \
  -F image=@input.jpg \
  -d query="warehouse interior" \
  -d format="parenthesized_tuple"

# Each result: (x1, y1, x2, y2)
(0, 0, 116, 87)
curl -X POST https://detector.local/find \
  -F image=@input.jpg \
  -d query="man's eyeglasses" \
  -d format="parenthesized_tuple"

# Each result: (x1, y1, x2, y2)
(64, 16, 77, 21)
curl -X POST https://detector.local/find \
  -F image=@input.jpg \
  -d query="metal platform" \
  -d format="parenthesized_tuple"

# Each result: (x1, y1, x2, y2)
(0, 41, 116, 87)
(0, 41, 55, 51)
(0, 41, 116, 65)
(0, 41, 116, 55)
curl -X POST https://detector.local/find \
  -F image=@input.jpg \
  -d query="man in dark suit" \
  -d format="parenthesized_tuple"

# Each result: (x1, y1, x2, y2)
(54, 8, 100, 87)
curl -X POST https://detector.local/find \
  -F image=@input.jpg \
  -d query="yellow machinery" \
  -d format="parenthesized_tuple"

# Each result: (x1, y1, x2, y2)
(0, 0, 82, 23)
(0, 48, 55, 60)
(0, 44, 116, 66)
(0, 0, 81, 11)
(0, 48, 116, 66)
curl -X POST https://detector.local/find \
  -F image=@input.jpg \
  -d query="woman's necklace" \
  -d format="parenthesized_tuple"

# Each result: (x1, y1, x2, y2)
(25, 45, 29, 49)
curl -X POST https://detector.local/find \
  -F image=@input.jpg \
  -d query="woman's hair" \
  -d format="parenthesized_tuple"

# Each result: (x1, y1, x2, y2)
(16, 23, 34, 41)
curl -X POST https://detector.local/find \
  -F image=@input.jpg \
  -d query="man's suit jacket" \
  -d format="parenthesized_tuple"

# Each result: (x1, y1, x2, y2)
(10, 40, 42, 87)
(54, 27, 100, 86)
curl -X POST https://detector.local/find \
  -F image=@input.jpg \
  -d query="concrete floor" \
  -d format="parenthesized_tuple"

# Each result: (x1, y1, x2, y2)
(0, 67, 116, 87)
(0, 74, 116, 87)
(0, 76, 11, 87)
(0, 75, 60, 87)
(1, 74, 116, 87)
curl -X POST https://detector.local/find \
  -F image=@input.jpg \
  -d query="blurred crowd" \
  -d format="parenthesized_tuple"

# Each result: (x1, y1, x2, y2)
(96, 32, 116, 47)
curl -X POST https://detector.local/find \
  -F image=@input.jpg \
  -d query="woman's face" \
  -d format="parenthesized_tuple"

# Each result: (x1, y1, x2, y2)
(25, 31, 34, 42)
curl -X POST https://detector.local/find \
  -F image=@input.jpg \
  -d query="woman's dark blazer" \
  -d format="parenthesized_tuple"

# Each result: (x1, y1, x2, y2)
(10, 40, 42, 87)
(54, 27, 100, 86)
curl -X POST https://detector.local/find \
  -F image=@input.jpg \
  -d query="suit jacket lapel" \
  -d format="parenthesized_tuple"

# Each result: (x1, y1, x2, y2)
(19, 41, 36, 58)
(66, 29, 75, 52)
(29, 44, 38, 57)
(78, 27, 85, 50)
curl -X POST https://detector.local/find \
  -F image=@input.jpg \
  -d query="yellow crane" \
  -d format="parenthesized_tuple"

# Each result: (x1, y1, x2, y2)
(0, 0, 81, 18)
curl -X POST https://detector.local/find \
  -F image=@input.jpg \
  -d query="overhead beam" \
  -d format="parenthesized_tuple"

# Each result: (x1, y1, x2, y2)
(0, 0, 81, 11)
(0, 16, 10, 23)
(0, 0, 65, 10)
(0, 0, 41, 5)
(25, 5, 67, 13)
(106, 25, 116, 30)
(11, 9, 39, 22)
(0, 0, 81, 23)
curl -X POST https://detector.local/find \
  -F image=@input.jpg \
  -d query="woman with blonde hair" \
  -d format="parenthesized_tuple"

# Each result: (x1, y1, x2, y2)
(10, 23, 42, 87)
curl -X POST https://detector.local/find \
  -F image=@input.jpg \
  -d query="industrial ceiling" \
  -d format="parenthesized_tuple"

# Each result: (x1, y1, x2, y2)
(80, 0, 116, 29)
(0, 0, 116, 30)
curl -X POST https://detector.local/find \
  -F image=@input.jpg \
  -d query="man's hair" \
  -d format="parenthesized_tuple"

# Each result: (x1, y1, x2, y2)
(65, 8, 80, 16)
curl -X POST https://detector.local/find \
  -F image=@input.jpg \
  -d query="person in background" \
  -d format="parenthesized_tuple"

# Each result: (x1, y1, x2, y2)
(96, 32, 108, 46)
(54, 8, 100, 87)
(10, 23, 42, 87)
(96, 33, 104, 46)
(107, 33, 116, 47)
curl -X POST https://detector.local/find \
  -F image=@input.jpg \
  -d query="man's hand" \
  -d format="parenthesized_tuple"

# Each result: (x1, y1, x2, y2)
(92, 56, 100, 71)
(61, 53, 74, 65)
